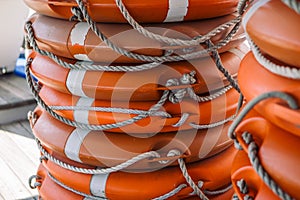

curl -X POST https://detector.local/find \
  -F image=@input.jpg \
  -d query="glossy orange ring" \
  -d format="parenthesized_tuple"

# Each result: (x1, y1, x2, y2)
(29, 44, 248, 101)
(24, 0, 239, 23)
(243, 0, 300, 67)
(40, 145, 237, 199)
(235, 117, 300, 199)
(27, 14, 245, 63)
(238, 52, 300, 136)
(31, 106, 233, 170)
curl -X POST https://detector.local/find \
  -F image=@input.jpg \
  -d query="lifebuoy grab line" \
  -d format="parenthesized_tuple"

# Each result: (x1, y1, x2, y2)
(30, 140, 232, 200)
(24, 15, 242, 64)
(241, 0, 300, 79)
(228, 91, 298, 148)
(228, 91, 298, 200)
(26, 55, 243, 131)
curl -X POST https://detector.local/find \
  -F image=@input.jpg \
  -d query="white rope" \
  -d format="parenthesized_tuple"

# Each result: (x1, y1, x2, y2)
(37, 138, 163, 174)
(49, 105, 171, 118)
(178, 158, 209, 200)
(241, 132, 293, 200)
(248, 36, 300, 79)
(190, 114, 236, 129)
(47, 172, 106, 200)
(115, 0, 241, 46)
(71, 0, 242, 63)
(282, 0, 300, 14)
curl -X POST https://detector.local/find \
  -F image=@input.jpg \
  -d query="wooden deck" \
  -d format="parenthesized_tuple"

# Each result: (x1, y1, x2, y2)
(0, 73, 39, 200)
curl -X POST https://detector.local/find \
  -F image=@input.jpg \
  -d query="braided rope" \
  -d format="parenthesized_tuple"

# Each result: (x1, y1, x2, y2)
(73, 0, 242, 62)
(204, 184, 232, 195)
(237, 0, 253, 15)
(178, 158, 209, 200)
(206, 40, 241, 93)
(25, 23, 165, 72)
(48, 172, 106, 200)
(282, 0, 300, 14)
(188, 85, 233, 102)
(36, 138, 163, 174)
(241, 132, 293, 200)
(115, 0, 241, 46)
(48, 169, 192, 200)
(26, 57, 235, 131)
(49, 105, 171, 118)
(190, 114, 236, 129)
(248, 38, 300, 79)
(25, 58, 172, 130)
(228, 91, 298, 149)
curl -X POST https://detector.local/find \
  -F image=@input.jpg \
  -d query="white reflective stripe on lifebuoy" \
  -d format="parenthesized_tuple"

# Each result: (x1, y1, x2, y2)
(164, 0, 189, 22)
(90, 173, 110, 198)
(70, 22, 90, 46)
(242, 0, 271, 30)
(74, 97, 94, 124)
(70, 22, 92, 61)
(228, 47, 245, 60)
(66, 70, 87, 97)
(64, 128, 90, 163)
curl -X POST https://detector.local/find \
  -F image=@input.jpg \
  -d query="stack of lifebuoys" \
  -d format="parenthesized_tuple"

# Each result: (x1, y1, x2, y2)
(229, 0, 300, 199)
(23, 0, 249, 199)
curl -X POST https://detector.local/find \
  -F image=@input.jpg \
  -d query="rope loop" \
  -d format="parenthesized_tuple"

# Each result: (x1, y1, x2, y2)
(248, 37, 300, 79)
(240, 131, 293, 200)
(28, 175, 41, 189)
(36, 138, 184, 174)
(228, 91, 298, 149)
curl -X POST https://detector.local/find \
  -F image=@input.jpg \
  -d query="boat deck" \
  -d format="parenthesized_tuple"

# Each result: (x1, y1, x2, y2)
(0, 73, 39, 200)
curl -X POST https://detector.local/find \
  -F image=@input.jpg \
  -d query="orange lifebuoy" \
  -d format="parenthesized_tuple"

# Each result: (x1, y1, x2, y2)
(231, 151, 281, 200)
(238, 52, 300, 136)
(243, 0, 300, 67)
(31, 106, 233, 170)
(26, 14, 245, 63)
(35, 165, 84, 200)
(234, 117, 300, 199)
(23, 0, 239, 23)
(37, 85, 240, 134)
(40, 146, 236, 200)
(29, 44, 248, 101)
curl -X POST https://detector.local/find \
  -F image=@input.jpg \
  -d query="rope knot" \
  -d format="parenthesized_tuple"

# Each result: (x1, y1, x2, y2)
(168, 71, 197, 104)
(70, 6, 84, 21)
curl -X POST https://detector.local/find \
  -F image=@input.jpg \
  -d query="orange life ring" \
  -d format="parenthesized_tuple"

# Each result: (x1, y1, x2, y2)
(29, 44, 248, 101)
(36, 85, 240, 134)
(231, 151, 281, 200)
(23, 0, 239, 23)
(234, 117, 300, 199)
(35, 164, 84, 200)
(26, 14, 245, 63)
(238, 52, 300, 136)
(40, 145, 237, 200)
(243, 0, 300, 67)
(31, 106, 233, 170)
(35, 160, 235, 200)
